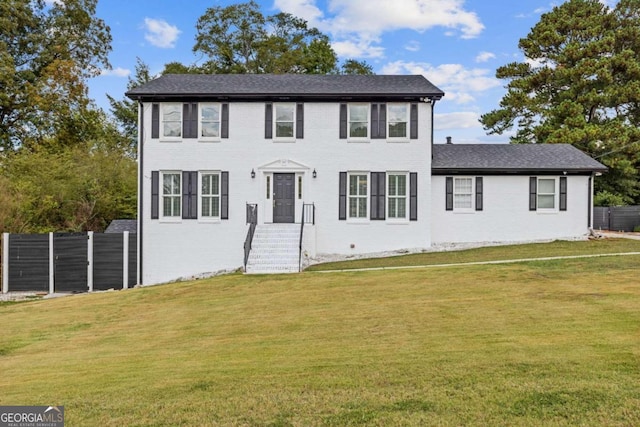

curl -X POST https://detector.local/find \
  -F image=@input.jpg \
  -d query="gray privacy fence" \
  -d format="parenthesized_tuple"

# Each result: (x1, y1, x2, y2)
(2, 232, 136, 294)
(593, 206, 640, 232)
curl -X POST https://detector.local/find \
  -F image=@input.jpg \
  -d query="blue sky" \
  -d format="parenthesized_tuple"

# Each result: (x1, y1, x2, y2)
(89, 0, 615, 145)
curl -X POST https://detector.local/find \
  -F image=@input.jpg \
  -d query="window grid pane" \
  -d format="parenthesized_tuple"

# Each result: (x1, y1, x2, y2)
(201, 173, 220, 217)
(348, 174, 368, 218)
(349, 105, 368, 138)
(388, 174, 407, 218)
(387, 104, 408, 138)
(162, 105, 182, 138)
(201, 104, 220, 138)
(453, 178, 473, 209)
(537, 179, 556, 209)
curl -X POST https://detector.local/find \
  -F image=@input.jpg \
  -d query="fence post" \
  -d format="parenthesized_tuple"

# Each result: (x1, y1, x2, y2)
(49, 232, 54, 294)
(123, 231, 129, 290)
(2, 233, 8, 294)
(87, 231, 94, 292)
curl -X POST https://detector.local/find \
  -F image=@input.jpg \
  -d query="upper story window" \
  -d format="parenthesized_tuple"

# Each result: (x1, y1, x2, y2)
(274, 103, 295, 139)
(387, 103, 409, 139)
(348, 104, 369, 139)
(162, 172, 181, 218)
(199, 103, 221, 139)
(162, 104, 182, 138)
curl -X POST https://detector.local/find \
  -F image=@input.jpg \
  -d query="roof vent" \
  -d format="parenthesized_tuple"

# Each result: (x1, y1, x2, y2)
(446, 136, 452, 144)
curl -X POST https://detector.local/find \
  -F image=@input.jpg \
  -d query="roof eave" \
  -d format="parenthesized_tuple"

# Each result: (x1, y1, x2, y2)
(431, 167, 608, 175)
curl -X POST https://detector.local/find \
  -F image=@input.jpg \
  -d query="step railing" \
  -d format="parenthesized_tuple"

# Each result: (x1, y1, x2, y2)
(299, 203, 315, 272)
(244, 203, 258, 271)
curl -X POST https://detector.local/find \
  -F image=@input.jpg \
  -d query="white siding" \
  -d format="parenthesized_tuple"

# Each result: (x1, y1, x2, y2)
(140, 101, 434, 284)
(431, 175, 592, 244)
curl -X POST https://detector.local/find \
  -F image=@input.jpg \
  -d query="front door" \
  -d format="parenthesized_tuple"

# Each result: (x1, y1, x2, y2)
(273, 173, 295, 223)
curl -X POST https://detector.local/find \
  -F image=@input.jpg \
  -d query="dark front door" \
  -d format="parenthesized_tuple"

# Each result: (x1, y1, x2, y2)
(273, 173, 295, 223)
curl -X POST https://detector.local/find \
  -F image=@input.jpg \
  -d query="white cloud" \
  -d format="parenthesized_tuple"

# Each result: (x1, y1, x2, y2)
(475, 51, 495, 63)
(380, 60, 501, 105)
(434, 112, 482, 130)
(100, 67, 131, 77)
(275, 0, 484, 58)
(143, 18, 181, 48)
(405, 40, 421, 52)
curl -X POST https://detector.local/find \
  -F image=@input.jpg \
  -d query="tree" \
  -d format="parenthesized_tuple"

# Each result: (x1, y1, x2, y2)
(480, 0, 640, 204)
(0, 0, 111, 151)
(107, 57, 152, 156)
(193, 0, 341, 74)
(340, 59, 374, 75)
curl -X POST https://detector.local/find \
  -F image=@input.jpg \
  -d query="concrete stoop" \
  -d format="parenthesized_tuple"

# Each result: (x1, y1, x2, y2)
(245, 224, 300, 274)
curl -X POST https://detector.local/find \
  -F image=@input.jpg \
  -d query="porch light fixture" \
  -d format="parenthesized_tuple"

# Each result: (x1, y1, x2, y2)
(251, 169, 256, 179)
(312, 169, 317, 178)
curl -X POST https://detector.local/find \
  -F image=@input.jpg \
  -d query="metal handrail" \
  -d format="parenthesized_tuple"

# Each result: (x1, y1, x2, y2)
(243, 204, 258, 271)
(298, 203, 315, 272)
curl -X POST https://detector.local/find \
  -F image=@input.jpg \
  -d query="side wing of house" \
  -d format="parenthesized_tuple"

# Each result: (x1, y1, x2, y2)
(430, 144, 606, 244)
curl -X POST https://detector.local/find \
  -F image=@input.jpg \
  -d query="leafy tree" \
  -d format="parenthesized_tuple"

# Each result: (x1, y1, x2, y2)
(480, 0, 640, 204)
(0, 0, 111, 151)
(193, 0, 341, 74)
(340, 59, 374, 75)
(107, 57, 152, 156)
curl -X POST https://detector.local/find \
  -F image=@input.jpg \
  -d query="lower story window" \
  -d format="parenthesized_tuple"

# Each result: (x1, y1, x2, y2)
(537, 178, 556, 209)
(201, 172, 220, 218)
(162, 172, 181, 217)
(388, 174, 407, 218)
(349, 174, 368, 218)
(454, 177, 473, 210)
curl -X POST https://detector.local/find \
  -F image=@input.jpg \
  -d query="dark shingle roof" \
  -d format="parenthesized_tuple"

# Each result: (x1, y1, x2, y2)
(126, 74, 444, 101)
(105, 219, 137, 234)
(432, 144, 607, 174)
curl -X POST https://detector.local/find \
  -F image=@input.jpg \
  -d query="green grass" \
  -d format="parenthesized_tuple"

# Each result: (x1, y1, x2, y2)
(306, 237, 640, 271)
(1, 240, 639, 426)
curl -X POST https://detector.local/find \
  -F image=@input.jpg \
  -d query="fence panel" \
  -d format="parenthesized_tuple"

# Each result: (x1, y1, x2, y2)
(128, 233, 137, 288)
(8, 234, 49, 292)
(53, 233, 88, 293)
(593, 206, 640, 231)
(93, 233, 124, 290)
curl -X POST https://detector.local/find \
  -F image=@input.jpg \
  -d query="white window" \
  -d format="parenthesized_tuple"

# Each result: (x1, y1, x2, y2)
(274, 103, 295, 139)
(348, 173, 368, 218)
(200, 172, 220, 219)
(538, 178, 556, 209)
(199, 103, 220, 139)
(161, 103, 182, 138)
(454, 177, 473, 210)
(162, 172, 181, 218)
(387, 103, 409, 139)
(388, 174, 407, 219)
(348, 104, 369, 139)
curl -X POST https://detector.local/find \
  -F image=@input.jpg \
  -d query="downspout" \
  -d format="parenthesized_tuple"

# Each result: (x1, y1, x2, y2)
(588, 173, 593, 231)
(138, 101, 144, 285)
(430, 98, 437, 161)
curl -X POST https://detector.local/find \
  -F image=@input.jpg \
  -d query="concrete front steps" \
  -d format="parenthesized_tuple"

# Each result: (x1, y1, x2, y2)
(245, 224, 300, 274)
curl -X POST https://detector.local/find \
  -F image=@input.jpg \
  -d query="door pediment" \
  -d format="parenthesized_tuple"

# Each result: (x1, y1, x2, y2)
(257, 159, 310, 172)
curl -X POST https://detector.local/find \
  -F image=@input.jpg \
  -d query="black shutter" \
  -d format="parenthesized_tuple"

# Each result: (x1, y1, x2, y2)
(475, 177, 483, 211)
(370, 104, 379, 139)
(296, 103, 304, 139)
(410, 103, 418, 139)
(409, 172, 418, 221)
(151, 171, 159, 219)
(378, 103, 386, 139)
(181, 171, 198, 219)
(151, 104, 159, 139)
(370, 172, 386, 220)
(221, 171, 229, 220)
(265, 103, 272, 139)
(339, 172, 347, 220)
(560, 176, 567, 211)
(183, 103, 197, 139)
(339, 103, 347, 139)
(445, 177, 453, 211)
(221, 103, 229, 138)
(529, 177, 537, 211)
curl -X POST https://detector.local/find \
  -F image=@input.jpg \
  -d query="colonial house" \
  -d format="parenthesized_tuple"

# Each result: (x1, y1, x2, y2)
(126, 74, 606, 285)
